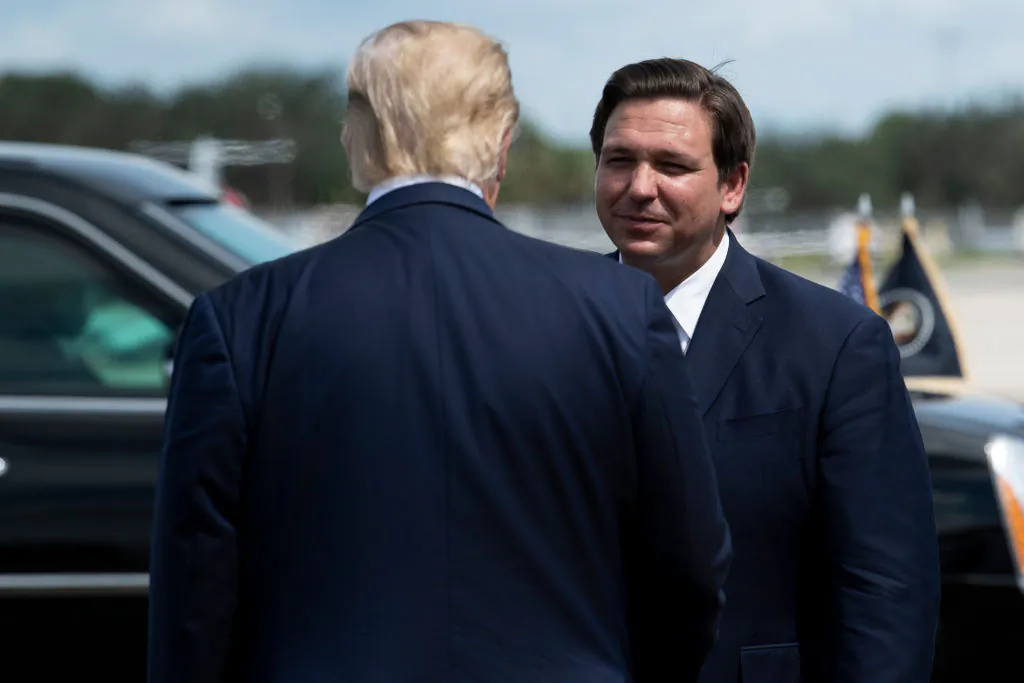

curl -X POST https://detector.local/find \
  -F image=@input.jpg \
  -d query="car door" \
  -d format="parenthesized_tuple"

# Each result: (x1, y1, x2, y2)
(0, 197, 190, 597)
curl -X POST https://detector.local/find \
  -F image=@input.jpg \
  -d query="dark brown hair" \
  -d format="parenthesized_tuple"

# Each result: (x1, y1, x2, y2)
(589, 58, 756, 221)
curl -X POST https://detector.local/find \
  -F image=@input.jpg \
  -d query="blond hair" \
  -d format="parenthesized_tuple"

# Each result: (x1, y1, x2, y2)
(342, 20, 520, 192)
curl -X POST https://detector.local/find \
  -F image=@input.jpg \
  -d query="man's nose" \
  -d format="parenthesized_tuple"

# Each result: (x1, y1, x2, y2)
(628, 163, 658, 201)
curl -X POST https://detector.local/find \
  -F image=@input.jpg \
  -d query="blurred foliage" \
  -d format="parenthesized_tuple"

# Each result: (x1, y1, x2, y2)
(752, 100, 1024, 210)
(501, 120, 596, 205)
(2, 69, 1023, 209)
(0, 68, 359, 206)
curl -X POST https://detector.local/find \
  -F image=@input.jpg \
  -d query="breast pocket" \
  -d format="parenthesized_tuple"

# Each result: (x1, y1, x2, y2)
(739, 642, 801, 683)
(717, 408, 798, 442)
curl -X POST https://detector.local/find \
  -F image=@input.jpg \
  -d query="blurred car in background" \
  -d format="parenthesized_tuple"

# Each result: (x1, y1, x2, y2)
(0, 142, 1021, 680)
(916, 391, 1024, 681)
(0, 141, 299, 676)
(221, 183, 251, 209)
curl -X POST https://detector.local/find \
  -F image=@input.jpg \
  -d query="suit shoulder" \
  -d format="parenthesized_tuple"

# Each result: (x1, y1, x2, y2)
(756, 256, 879, 325)
(206, 240, 324, 310)
(503, 228, 654, 287)
(751, 255, 884, 352)
(513, 232, 660, 313)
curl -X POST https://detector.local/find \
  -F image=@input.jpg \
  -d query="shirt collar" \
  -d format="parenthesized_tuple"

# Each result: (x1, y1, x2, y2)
(666, 231, 730, 340)
(366, 175, 484, 206)
(619, 231, 730, 340)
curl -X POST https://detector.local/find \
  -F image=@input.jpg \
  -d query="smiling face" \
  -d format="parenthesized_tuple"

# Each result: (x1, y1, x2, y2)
(595, 97, 748, 290)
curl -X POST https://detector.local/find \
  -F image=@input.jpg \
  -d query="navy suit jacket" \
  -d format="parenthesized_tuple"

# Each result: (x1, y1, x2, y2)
(148, 183, 733, 683)
(613, 231, 941, 683)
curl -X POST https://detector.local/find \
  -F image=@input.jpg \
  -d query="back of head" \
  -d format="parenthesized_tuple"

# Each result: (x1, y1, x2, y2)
(343, 20, 520, 193)
(589, 58, 755, 222)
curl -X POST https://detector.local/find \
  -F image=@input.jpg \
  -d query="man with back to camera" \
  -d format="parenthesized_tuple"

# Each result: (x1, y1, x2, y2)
(590, 57, 941, 682)
(147, 22, 733, 683)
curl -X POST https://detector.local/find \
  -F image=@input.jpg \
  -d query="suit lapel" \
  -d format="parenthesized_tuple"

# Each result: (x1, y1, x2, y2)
(684, 231, 766, 415)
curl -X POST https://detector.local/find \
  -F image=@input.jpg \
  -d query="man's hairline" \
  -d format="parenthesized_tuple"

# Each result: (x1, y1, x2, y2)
(595, 93, 713, 149)
(594, 93, 718, 169)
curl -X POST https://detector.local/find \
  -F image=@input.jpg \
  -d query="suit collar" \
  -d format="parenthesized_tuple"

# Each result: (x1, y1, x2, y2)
(686, 230, 765, 414)
(348, 182, 497, 231)
(608, 229, 767, 415)
(716, 228, 765, 304)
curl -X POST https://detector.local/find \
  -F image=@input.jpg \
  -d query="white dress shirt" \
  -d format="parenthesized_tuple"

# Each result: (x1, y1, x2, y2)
(621, 232, 730, 354)
(366, 175, 484, 206)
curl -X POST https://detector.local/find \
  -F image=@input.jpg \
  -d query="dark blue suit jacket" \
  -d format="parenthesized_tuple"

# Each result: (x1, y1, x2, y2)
(614, 232, 941, 683)
(148, 183, 732, 683)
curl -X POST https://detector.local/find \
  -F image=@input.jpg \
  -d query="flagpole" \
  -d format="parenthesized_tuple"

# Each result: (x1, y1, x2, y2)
(898, 192, 972, 384)
(855, 193, 881, 314)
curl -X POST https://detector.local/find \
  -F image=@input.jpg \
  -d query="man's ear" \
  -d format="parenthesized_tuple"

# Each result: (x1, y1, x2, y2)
(720, 162, 750, 216)
(496, 127, 513, 182)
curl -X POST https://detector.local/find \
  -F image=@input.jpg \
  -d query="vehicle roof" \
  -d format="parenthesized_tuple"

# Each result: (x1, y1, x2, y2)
(0, 141, 219, 205)
(912, 391, 1024, 439)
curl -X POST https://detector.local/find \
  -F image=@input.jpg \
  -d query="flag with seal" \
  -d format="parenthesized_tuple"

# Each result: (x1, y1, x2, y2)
(837, 193, 970, 391)
(877, 194, 968, 382)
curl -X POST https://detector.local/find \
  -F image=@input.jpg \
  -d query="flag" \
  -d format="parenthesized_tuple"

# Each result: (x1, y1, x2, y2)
(835, 193, 970, 393)
(876, 214, 968, 381)
(838, 221, 880, 314)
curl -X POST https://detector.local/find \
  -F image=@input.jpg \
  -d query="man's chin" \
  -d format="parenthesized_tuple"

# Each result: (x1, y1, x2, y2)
(617, 241, 668, 264)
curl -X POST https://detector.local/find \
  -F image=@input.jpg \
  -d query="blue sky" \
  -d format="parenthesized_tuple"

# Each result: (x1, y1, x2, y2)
(2, 0, 1022, 144)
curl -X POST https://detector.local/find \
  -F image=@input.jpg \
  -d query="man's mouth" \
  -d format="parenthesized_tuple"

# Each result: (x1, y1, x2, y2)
(617, 214, 667, 228)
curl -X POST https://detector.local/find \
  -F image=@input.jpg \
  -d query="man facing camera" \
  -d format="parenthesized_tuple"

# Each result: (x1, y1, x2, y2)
(147, 23, 732, 683)
(591, 58, 941, 683)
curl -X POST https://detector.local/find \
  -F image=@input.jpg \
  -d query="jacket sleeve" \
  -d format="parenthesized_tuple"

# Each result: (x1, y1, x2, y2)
(148, 292, 247, 683)
(819, 313, 942, 682)
(626, 277, 733, 682)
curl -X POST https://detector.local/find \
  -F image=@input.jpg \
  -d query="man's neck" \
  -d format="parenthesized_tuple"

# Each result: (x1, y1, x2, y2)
(482, 181, 500, 209)
(625, 230, 726, 295)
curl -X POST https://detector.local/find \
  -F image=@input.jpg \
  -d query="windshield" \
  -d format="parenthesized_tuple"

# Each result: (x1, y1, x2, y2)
(171, 202, 300, 265)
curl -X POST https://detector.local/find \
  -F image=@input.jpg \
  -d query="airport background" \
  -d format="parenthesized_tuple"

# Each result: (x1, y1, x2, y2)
(2, 1, 1024, 680)
(4, 51, 1023, 391)
(6, 59, 1018, 399)
(268, 194, 1024, 404)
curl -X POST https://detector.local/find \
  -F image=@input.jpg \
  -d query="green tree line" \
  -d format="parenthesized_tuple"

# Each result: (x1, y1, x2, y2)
(2, 68, 1022, 209)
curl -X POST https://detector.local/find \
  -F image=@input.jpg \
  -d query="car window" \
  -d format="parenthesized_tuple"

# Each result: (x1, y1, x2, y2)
(170, 202, 299, 265)
(0, 216, 179, 397)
